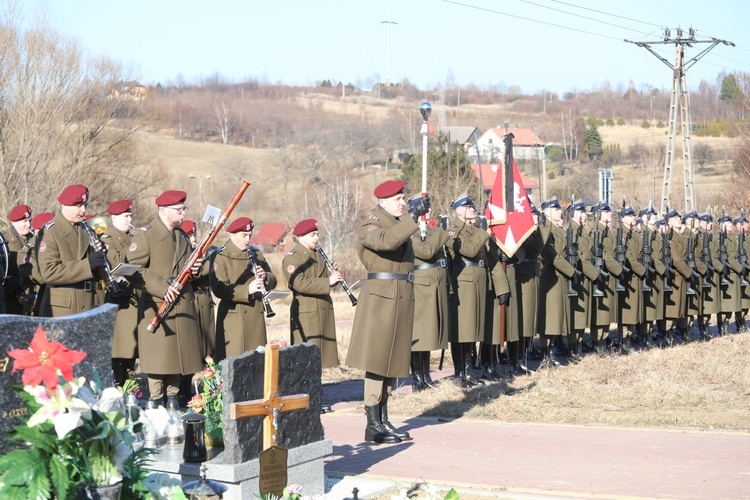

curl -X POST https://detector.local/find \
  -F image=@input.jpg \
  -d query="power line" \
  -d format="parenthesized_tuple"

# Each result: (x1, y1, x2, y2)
(550, 0, 664, 29)
(442, 0, 623, 41)
(520, 0, 654, 37)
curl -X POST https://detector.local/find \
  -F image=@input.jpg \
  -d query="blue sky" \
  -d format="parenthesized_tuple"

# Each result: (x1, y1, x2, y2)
(25, 0, 749, 94)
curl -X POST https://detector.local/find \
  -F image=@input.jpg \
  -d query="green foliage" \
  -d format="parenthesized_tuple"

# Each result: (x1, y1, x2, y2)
(641, 120, 651, 129)
(657, 121, 665, 128)
(606, 118, 615, 126)
(693, 121, 726, 137)
(320, 79, 333, 87)
(719, 73, 744, 104)
(617, 118, 625, 126)
(585, 122, 603, 159)
(189, 356, 223, 440)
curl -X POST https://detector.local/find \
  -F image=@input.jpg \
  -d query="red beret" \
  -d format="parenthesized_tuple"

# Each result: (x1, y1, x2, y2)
(182, 219, 196, 236)
(374, 180, 406, 198)
(293, 218, 318, 237)
(57, 184, 89, 205)
(32, 212, 54, 230)
(226, 217, 254, 233)
(107, 199, 133, 215)
(155, 190, 187, 207)
(8, 204, 32, 222)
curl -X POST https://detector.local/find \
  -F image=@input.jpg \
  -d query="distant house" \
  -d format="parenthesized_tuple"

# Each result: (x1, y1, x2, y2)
(471, 163, 540, 200)
(470, 127, 545, 163)
(251, 222, 292, 254)
(108, 81, 147, 101)
(444, 126, 481, 151)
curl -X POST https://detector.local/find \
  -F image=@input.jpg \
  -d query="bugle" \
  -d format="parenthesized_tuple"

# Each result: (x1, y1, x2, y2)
(316, 243, 357, 306)
(80, 217, 122, 296)
(246, 244, 275, 317)
(147, 179, 251, 333)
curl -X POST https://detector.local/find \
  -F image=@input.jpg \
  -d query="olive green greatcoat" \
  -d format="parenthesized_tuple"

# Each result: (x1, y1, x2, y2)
(537, 223, 575, 336)
(640, 226, 666, 323)
(483, 238, 512, 344)
(192, 259, 215, 357)
(282, 242, 339, 369)
(664, 228, 693, 321)
(36, 213, 98, 317)
(591, 222, 623, 327)
(618, 228, 647, 325)
(699, 229, 723, 315)
(101, 225, 138, 359)
(508, 229, 544, 339)
(210, 239, 277, 361)
(411, 225, 450, 351)
(567, 221, 600, 331)
(345, 207, 418, 377)
(126, 217, 203, 375)
(3, 226, 32, 314)
(719, 233, 744, 313)
(684, 227, 708, 316)
(740, 232, 750, 310)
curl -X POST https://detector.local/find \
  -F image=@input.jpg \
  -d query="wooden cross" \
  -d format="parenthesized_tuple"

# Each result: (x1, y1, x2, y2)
(229, 343, 310, 450)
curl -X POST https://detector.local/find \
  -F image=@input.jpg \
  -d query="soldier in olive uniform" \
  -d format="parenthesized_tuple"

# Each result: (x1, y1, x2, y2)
(566, 202, 600, 361)
(4, 205, 34, 315)
(36, 184, 108, 317)
(613, 207, 646, 353)
(537, 199, 575, 367)
(101, 200, 138, 387)
(346, 180, 428, 444)
(680, 212, 707, 342)
(283, 218, 342, 370)
(697, 214, 721, 340)
(637, 207, 665, 348)
(589, 203, 623, 354)
(662, 209, 694, 345)
(446, 195, 491, 386)
(482, 236, 511, 379)
(127, 190, 204, 404)
(210, 217, 277, 361)
(23, 213, 54, 316)
(408, 204, 450, 391)
(183, 220, 216, 357)
(734, 216, 750, 332)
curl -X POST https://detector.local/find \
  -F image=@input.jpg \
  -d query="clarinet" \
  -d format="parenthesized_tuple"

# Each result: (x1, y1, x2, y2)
(80, 217, 122, 295)
(246, 244, 275, 318)
(315, 244, 357, 306)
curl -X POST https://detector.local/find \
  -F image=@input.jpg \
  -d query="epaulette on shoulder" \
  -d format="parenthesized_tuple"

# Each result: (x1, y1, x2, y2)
(139, 226, 148, 231)
(368, 214, 380, 221)
(286, 250, 295, 255)
(43, 221, 54, 229)
(100, 234, 111, 239)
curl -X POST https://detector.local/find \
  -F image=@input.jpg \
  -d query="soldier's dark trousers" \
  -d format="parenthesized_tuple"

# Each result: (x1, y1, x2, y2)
(112, 357, 135, 388)
(147, 373, 181, 402)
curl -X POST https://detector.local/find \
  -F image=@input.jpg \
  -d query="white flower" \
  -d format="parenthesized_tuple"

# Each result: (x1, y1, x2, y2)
(96, 387, 125, 413)
(25, 377, 92, 439)
(140, 405, 170, 437)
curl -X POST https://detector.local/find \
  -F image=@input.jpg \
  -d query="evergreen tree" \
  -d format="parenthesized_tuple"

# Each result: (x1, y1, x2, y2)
(585, 122, 603, 159)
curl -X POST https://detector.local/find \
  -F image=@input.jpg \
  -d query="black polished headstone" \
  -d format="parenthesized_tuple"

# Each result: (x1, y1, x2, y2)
(0, 304, 117, 455)
(221, 343, 324, 464)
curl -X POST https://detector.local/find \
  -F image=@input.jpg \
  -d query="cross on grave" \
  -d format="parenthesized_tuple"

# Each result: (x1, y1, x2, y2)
(229, 343, 310, 450)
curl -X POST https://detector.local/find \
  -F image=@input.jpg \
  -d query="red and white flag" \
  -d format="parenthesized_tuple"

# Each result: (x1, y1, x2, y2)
(485, 157, 535, 257)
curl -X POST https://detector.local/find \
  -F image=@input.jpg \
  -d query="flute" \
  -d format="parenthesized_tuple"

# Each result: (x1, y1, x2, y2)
(80, 217, 122, 295)
(246, 244, 275, 317)
(315, 244, 357, 306)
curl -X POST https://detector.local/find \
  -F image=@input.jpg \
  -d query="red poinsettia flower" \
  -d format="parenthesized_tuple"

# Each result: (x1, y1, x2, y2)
(8, 326, 87, 390)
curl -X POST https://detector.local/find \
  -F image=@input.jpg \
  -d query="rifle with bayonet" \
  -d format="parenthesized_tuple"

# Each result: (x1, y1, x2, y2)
(685, 220, 698, 296)
(614, 197, 629, 292)
(700, 217, 714, 289)
(641, 201, 654, 293)
(661, 206, 674, 292)
(719, 205, 731, 286)
(564, 195, 579, 297)
(737, 208, 749, 287)
(590, 207, 605, 297)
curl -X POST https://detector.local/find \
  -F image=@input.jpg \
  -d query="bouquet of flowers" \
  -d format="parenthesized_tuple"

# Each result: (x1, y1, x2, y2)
(0, 326, 169, 499)
(188, 355, 223, 443)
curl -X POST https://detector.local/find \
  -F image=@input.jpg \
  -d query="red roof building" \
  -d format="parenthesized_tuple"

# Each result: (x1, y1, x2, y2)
(251, 222, 292, 253)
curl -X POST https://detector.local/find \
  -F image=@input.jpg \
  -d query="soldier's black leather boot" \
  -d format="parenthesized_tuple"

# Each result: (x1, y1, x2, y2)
(379, 400, 412, 441)
(464, 345, 485, 385)
(410, 352, 425, 392)
(450, 343, 463, 379)
(364, 405, 400, 444)
(422, 351, 437, 388)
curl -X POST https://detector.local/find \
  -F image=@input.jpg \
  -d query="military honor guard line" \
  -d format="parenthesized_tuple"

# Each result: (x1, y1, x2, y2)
(1, 177, 748, 445)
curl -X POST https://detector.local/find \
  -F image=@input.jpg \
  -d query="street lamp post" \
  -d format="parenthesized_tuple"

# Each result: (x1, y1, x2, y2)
(188, 174, 212, 220)
(381, 14, 398, 86)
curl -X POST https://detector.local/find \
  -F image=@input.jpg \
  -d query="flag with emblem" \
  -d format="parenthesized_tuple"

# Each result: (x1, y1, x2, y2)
(485, 132, 535, 257)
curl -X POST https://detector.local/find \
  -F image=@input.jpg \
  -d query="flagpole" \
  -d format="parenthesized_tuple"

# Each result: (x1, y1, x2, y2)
(419, 101, 432, 241)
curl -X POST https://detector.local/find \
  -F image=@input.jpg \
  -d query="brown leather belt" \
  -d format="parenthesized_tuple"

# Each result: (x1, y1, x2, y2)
(49, 280, 102, 292)
(414, 259, 447, 271)
(367, 272, 414, 282)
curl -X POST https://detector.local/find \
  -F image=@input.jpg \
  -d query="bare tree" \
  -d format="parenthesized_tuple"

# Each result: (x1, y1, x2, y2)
(316, 174, 362, 253)
(214, 100, 232, 144)
(693, 143, 714, 173)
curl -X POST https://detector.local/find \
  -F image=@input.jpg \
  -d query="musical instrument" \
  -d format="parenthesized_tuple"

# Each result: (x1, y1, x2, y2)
(246, 244, 275, 317)
(316, 243, 357, 306)
(147, 180, 251, 333)
(80, 216, 122, 296)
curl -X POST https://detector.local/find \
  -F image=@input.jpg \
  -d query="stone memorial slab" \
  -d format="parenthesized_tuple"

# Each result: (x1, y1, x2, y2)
(0, 304, 118, 454)
(222, 343, 324, 464)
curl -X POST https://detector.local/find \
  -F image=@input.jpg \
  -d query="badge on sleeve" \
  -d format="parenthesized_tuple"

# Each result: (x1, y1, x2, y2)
(287, 264, 295, 273)
(38, 241, 47, 253)
(129, 242, 137, 252)
(368, 224, 377, 231)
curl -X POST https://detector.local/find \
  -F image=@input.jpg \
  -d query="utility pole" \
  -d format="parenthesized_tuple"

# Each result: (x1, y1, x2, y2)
(626, 28, 733, 214)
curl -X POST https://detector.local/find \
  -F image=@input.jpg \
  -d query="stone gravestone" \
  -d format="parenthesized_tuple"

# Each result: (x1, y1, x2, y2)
(0, 304, 118, 455)
(148, 343, 331, 499)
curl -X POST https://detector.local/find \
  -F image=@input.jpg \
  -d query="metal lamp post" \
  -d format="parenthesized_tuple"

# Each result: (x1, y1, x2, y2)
(188, 174, 212, 219)
(419, 101, 432, 241)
